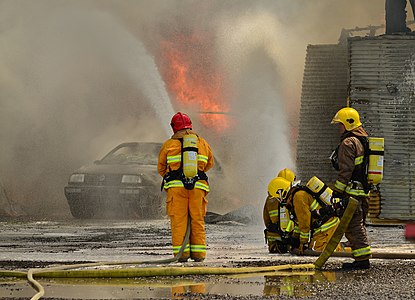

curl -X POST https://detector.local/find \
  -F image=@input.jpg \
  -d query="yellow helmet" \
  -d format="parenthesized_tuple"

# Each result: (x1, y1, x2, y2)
(331, 107, 362, 131)
(268, 177, 291, 201)
(277, 168, 296, 182)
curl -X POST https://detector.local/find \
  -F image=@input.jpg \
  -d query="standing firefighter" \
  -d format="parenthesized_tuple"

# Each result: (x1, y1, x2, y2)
(263, 168, 297, 253)
(331, 107, 371, 269)
(158, 112, 214, 262)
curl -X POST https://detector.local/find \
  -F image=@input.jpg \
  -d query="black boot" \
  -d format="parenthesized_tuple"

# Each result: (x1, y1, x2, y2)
(178, 256, 189, 263)
(192, 257, 205, 262)
(342, 260, 370, 270)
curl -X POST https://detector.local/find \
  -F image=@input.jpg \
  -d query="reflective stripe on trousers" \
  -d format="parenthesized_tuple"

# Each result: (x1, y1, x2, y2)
(352, 246, 371, 258)
(345, 196, 371, 261)
(166, 187, 207, 260)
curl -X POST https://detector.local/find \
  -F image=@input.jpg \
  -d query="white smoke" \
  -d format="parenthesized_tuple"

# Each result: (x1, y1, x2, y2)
(214, 11, 294, 204)
(0, 2, 170, 216)
(0, 0, 386, 217)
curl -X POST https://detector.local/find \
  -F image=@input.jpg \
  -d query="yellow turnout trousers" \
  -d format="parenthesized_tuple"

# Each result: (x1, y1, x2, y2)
(167, 187, 208, 260)
(311, 223, 342, 252)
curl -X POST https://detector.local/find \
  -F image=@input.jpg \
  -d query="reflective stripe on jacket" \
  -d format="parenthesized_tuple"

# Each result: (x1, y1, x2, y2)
(158, 129, 214, 192)
(334, 126, 369, 197)
(263, 196, 279, 228)
(263, 195, 294, 236)
(286, 188, 339, 244)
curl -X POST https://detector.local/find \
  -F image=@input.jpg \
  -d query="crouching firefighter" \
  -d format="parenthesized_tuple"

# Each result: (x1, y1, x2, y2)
(264, 175, 297, 254)
(158, 112, 214, 262)
(269, 177, 344, 255)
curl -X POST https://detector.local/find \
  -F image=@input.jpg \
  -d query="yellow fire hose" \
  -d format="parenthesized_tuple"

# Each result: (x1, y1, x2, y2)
(310, 197, 415, 262)
(24, 263, 316, 278)
(308, 249, 415, 259)
(0, 216, 314, 299)
(24, 217, 193, 300)
(314, 197, 359, 269)
(291, 196, 415, 264)
(1, 200, 414, 299)
(0, 264, 315, 279)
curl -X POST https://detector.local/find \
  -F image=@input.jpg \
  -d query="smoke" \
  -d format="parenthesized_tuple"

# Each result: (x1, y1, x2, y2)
(0, 1, 171, 216)
(213, 10, 293, 205)
(0, 0, 385, 217)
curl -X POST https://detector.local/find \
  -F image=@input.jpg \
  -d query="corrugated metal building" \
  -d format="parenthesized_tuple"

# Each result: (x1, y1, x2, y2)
(297, 34, 415, 220)
(296, 43, 349, 185)
(349, 35, 415, 220)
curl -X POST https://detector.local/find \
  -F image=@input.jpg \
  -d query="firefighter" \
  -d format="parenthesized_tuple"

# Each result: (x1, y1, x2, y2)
(158, 112, 214, 262)
(276, 168, 296, 182)
(268, 177, 342, 255)
(263, 169, 296, 253)
(287, 182, 342, 255)
(330, 107, 371, 270)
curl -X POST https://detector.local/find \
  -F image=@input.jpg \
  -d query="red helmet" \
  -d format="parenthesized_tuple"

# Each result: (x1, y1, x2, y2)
(170, 112, 192, 133)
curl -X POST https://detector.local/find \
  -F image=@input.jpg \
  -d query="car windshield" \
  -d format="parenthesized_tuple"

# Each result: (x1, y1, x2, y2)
(100, 143, 161, 165)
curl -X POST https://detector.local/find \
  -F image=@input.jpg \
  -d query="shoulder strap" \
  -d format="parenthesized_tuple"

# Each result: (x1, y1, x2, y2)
(351, 135, 370, 193)
(179, 138, 184, 169)
(304, 186, 328, 208)
(353, 135, 369, 157)
(287, 186, 304, 220)
(292, 185, 328, 208)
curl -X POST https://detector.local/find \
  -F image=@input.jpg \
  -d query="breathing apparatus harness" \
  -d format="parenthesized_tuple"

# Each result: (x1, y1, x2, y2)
(265, 203, 293, 237)
(264, 198, 297, 254)
(288, 185, 347, 236)
(161, 137, 208, 191)
(311, 197, 349, 228)
(330, 134, 371, 193)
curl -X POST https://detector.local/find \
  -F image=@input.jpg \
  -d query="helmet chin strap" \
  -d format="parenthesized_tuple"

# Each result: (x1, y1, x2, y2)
(277, 190, 283, 203)
(291, 180, 301, 187)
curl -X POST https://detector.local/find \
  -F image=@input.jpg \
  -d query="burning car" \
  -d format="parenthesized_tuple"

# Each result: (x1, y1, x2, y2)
(64, 142, 164, 219)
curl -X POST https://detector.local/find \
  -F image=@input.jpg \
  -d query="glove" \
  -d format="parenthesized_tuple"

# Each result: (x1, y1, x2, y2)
(333, 197, 349, 217)
(319, 205, 336, 217)
(298, 243, 308, 256)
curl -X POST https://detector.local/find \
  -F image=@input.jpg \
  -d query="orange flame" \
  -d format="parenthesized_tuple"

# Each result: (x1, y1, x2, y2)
(160, 33, 232, 132)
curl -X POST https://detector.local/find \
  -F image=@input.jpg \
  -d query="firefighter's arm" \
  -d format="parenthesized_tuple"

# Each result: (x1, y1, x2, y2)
(263, 198, 271, 227)
(199, 138, 214, 172)
(157, 144, 168, 177)
(334, 138, 357, 193)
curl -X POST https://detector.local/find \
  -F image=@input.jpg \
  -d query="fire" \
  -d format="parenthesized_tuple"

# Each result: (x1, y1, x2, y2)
(160, 32, 232, 132)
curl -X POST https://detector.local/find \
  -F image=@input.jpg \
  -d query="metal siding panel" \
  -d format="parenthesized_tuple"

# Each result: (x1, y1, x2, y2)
(349, 36, 415, 220)
(296, 44, 349, 184)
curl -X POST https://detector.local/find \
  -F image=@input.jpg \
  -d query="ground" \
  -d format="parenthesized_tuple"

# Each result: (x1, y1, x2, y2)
(0, 218, 414, 299)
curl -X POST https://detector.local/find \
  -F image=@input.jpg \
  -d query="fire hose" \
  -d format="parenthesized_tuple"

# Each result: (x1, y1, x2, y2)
(26, 216, 193, 300)
(314, 196, 359, 268)
(0, 216, 314, 300)
(2, 199, 415, 299)
(313, 196, 415, 267)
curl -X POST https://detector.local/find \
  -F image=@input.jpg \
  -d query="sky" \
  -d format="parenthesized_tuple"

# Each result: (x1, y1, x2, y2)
(0, 0, 388, 217)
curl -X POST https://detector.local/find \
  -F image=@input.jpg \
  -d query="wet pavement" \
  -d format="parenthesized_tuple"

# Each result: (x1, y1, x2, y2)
(1, 218, 415, 299)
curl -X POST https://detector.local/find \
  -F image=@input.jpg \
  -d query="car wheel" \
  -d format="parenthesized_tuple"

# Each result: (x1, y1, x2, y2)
(147, 195, 165, 219)
(127, 193, 164, 219)
(68, 199, 95, 219)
